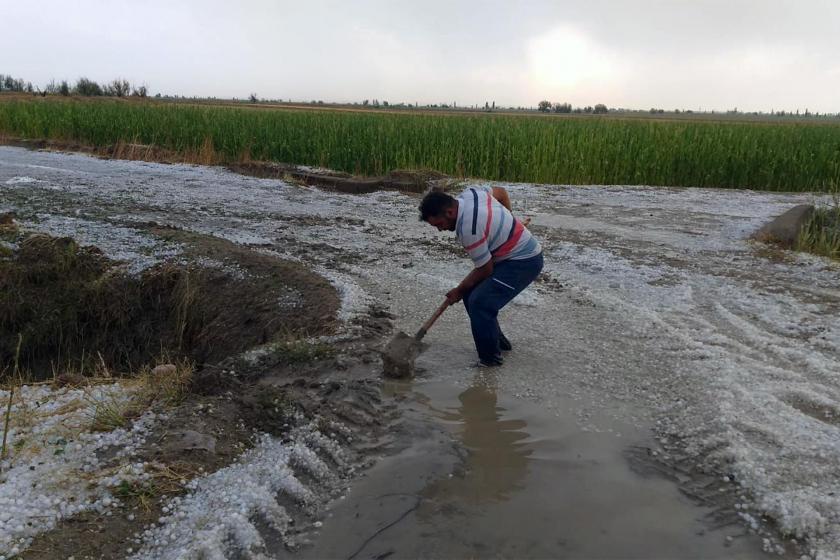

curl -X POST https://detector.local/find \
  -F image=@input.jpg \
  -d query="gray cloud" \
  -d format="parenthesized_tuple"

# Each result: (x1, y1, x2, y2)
(4, 0, 839, 111)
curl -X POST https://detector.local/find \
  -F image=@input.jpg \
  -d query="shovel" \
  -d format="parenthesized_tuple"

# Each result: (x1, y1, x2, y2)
(382, 300, 450, 378)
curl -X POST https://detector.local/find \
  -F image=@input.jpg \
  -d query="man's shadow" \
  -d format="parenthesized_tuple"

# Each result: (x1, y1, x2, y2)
(420, 375, 532, 509)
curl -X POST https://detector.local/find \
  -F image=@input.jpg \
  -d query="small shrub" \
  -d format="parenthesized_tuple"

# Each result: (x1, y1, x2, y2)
(106, 79, 131, 97)
(797, 200, 840, 260)
(74, 77, 103, 96)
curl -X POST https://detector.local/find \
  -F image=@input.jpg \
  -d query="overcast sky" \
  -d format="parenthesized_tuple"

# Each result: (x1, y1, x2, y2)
(4, 0, 840, 112)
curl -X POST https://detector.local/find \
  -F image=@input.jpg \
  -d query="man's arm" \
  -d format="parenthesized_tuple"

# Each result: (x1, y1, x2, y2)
(446, 260, 493, 304)
(491, 187, 512, 211)
(492, 186, 531, 226)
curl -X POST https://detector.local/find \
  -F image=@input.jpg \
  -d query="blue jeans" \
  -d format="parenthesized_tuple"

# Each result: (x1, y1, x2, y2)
(462, 253, 544, 363)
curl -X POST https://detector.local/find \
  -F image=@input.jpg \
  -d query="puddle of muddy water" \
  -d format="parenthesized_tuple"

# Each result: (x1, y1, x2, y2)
(297, 376, 768, 560)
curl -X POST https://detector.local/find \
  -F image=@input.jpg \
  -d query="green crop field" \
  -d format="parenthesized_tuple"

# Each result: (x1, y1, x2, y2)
(1, 97, 839, 191)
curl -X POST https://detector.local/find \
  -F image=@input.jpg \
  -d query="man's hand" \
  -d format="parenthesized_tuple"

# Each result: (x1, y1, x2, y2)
(445, 287, 464, 305)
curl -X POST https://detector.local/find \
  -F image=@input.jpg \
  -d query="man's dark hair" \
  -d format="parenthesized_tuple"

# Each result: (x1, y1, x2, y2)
(419, 191, 456, 221)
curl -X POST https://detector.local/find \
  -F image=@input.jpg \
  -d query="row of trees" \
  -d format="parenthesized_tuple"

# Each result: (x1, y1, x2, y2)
(0, 74, 148, 97)
(0, 74, 35, 93)
(4, 72, 833, 117)
(60, 77, 148, 97)
(541, 103, 828, 117)
(538, 100, 609, 114)
(362, 99, 389, 107)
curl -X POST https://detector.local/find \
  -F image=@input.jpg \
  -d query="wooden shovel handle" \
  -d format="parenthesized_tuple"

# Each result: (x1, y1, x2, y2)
(415, 300, 450, 340)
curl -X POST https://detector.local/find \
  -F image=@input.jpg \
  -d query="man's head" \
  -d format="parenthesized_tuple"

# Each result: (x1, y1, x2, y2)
(419, 191, 458, 231)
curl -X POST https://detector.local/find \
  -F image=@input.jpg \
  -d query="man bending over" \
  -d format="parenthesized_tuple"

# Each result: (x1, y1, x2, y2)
(419, 186, 543, 367)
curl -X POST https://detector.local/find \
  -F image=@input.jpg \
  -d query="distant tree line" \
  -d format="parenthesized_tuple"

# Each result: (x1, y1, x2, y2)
(0, 73, 148, 98)
(538, 100, 609, 114)
(2, 72, 836, 118)
(0, 74, 35, 94)
(537, 100, 836, 118)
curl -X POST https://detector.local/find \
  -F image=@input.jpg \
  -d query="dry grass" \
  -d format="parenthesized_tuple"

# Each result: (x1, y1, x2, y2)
(110, 139, 166, 162)
(171, 270, 198, 350)
(113, 460, 203, 511)
(1, 334, 23, 458)
(1, 383, 13, 459)
(0, 235, 205, 380)
(133, 359, 194, 406)
(0, 357, 195, 487)
(83, 358, 193, 431)
(1, 357, 195, 440)
(110, 137, 222, 165)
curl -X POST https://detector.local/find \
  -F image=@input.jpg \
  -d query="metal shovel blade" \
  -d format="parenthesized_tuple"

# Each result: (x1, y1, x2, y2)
(381, 300, 448, 378)
(381, 331, 425, 378)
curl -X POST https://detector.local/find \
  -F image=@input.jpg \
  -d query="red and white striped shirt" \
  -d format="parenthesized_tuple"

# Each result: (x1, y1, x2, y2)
(455, 185, 541, 267)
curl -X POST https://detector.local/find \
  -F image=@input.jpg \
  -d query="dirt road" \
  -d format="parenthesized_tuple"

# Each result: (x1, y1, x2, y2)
(2, 146, 838, 559)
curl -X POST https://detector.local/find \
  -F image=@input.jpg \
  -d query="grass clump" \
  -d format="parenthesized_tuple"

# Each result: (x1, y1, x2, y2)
(798, 200, 840, 260)
(83, 360, 193, 431)
(114, 479, 158, 510)
(268, 339, 335, 365)
(86, 389, 134, 432)
(114, 462, 202, 511)
(135, 360, 194, 406)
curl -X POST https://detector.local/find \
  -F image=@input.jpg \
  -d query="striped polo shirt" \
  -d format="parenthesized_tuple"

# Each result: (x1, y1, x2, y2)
(455, 185, 542, 267)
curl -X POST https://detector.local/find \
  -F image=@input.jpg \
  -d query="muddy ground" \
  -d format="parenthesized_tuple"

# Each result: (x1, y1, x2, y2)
(1, 224, 390, 559)
(1, 145, 839, 559)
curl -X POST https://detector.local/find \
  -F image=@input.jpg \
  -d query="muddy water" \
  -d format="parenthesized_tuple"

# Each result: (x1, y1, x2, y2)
(301, 373, 766, 559)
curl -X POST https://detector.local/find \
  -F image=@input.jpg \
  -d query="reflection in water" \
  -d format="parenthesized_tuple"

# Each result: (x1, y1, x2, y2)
(422, 377, 532, 506)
